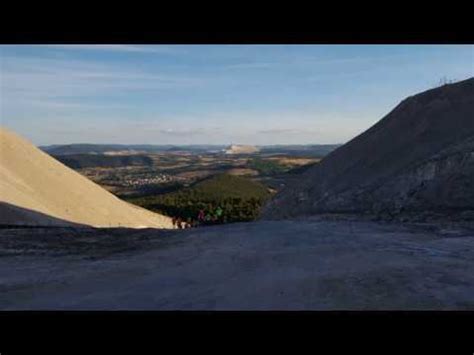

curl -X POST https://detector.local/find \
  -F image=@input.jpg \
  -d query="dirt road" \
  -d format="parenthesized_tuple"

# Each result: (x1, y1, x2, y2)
(1, 219, 474, 310)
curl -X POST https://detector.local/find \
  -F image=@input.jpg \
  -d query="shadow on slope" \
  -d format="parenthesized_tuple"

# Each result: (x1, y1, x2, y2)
(0, 202, 89, 228)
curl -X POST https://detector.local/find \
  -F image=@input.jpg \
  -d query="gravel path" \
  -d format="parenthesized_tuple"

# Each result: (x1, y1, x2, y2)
(1, 220, 474, 310)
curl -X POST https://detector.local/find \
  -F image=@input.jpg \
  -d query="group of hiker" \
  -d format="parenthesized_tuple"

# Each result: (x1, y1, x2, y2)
(171, 205, 225, 229)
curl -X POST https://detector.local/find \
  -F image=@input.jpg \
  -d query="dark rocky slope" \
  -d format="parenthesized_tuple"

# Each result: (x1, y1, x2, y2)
(262, 78, 474, 220)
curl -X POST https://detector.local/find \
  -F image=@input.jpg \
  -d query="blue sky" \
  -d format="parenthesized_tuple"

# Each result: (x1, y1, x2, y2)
(1, 45, 473, 146)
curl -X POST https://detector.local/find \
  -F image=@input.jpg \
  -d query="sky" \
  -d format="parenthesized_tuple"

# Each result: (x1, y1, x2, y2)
(1, 45, 473, 146)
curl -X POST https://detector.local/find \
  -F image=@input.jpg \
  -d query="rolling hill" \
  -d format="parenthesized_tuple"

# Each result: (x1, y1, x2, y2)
(128, 174, 271, 223)
(53, 153, 154, 169)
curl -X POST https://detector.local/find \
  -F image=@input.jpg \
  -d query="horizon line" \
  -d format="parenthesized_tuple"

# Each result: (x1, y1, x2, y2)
(38, 142, 344, 147)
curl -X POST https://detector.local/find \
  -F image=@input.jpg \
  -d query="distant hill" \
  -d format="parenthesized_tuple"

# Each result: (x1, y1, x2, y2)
(259, 144, 341, 157)
(42, 144, 170, 155)
(263, 77, 474, 220)
(53, 154, 154, 169)
(41, 143, 339, 157)
(0, 127, 173, 228)
(41, 144, 228, 155)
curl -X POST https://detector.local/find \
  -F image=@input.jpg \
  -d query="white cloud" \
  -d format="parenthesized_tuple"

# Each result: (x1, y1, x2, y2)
(223, 62, 277, 70)
(5, 107, 374, 145)
(43, 45, 181, 54)
(1, 56, 203, 112)
(4, 46, 428, 145)
(257, 128, 318, 135)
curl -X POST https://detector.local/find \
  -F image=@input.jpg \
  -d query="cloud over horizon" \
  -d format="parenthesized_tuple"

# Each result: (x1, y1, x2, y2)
(1, 45, 473, 145)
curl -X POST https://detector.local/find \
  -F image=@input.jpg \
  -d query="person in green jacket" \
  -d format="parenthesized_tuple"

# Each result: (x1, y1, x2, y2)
(215, 206, 223, 223)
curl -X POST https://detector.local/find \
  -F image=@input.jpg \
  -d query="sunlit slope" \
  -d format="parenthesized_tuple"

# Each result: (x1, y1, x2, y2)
(0, 127, 173, 228)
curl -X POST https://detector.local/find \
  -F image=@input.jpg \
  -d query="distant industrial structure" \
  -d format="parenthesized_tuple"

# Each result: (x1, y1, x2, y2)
(223, 144, 260, 155)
